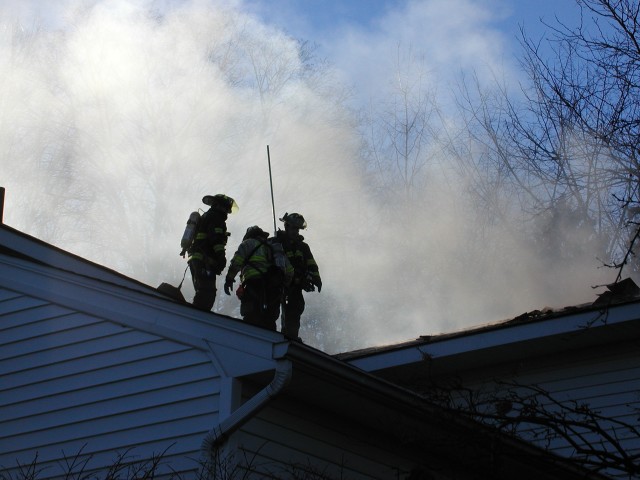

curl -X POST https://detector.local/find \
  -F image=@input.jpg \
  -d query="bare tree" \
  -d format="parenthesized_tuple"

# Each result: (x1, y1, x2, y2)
(361, 45, 443, 209)
(1, 443, 353, 480)
(454, 60, 615, 272)
(416, 379, 640, 477)
(514, 0, 640, 279)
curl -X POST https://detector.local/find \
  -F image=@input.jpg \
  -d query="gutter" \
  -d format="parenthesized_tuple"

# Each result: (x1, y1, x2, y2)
(200, 358, 292, 455)
(199, 340, 602, 479)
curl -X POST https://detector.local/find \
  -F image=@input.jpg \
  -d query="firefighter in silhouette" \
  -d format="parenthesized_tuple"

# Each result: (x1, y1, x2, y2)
(224, 226, 293, 331)
(187, 194, 237, 311)
(275, 212, 322, 341)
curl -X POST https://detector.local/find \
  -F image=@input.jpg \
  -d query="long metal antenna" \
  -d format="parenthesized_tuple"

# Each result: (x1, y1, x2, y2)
(267, 145, 277, 235)
(267, 146, 287, 335)
(0, 186, 5, 224)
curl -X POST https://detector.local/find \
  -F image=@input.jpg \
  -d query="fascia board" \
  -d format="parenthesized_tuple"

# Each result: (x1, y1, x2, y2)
(0, 253, 281, 377)
(283, 341, 428, 407)
(348, 304, 640, 373)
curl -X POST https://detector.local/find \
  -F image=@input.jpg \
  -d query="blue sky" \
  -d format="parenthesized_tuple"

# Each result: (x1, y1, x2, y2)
(242, 0, 585, 107)
(246, 0, 578, 33)
(245, 0, 581, 55)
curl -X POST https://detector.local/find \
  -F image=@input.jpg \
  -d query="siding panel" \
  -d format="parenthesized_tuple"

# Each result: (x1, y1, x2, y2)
(2, 396, 218, 452)
(0, 365, 218, 421)
(0, 321, 134, 360)
(236, 400, 429, 480)
(0, 303, 75, 330)
(443, 337, 640, 476)
(0, 336, 189, 385)
(0, 293, 48, 314)
(0, 289, 223, 479)
(0, 288, 22, 302)
(0, 344, 204, 403)
(1, 312, 105, 345)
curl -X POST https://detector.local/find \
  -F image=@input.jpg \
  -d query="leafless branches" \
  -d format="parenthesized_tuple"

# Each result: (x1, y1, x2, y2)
(419, 380, 640, 477)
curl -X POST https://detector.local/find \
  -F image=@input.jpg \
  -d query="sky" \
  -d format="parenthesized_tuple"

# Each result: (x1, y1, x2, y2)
(244, 0, 578, 42)
(0, 0, 614, 353)
(245, 0, 581, 98)
(247, 0, 579, 49)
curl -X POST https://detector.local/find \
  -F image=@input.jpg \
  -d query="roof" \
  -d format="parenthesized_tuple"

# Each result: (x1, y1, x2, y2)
(0, 222, 609, 479)
(0, 223, 167, 297)
(337, 279, 640, 380)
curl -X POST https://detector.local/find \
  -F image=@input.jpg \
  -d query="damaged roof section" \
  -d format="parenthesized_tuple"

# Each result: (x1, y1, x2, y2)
(593, 277, 640, 306)
(338, 277, 640, 362)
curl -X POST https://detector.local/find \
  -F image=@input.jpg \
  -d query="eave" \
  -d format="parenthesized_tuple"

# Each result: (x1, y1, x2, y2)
(338, 297, 640, 380)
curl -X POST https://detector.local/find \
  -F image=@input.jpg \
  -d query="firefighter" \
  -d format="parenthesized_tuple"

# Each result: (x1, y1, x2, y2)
(187, 194, 237, 311)
(275, 212, 322, 341)
(223, 226, 293, 331)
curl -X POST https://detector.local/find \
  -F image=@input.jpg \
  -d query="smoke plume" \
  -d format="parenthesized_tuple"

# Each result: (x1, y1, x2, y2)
(0, 0, 612, 353)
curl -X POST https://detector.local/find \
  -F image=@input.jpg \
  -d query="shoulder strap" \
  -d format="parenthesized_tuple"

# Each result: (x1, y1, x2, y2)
(245, 239, 265, 262)
(243, 239, 269, 267)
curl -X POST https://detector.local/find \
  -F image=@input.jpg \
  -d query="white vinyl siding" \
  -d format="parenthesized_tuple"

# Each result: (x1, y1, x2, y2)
(443, 339, 640, 474)
(233, 399, 452, 480)
(0, 288, 220, 479)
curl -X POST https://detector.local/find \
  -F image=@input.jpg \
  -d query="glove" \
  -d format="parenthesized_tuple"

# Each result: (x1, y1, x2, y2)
(314, 278, 322, 293)
(223, 277, 234, 296)
(302, 275, 315, 292)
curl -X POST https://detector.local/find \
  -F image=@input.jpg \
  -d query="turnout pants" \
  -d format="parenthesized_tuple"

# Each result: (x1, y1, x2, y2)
(241, 279, 281, 331)
(281, 287, 305, 340)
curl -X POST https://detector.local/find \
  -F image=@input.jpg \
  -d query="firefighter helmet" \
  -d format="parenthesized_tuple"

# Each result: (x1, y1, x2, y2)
(279, 212, 307, 230)
(202, 194, 238, 214)
(243, 225, 268, 241)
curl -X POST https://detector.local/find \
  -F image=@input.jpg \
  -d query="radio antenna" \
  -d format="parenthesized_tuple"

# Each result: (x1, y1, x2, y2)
(267, 145, 277, 235)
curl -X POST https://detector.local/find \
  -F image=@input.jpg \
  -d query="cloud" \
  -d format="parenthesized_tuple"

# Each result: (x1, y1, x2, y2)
(317, 0, 516, 107)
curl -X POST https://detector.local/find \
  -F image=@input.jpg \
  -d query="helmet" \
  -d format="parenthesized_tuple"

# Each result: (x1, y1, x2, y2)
(243, 225, 268, 241)
(202, 194, 238, 214)
(279, 212, 307, 230)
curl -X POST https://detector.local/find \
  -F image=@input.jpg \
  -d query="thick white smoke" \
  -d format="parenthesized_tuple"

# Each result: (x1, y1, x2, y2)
(0, 0, 612, 353)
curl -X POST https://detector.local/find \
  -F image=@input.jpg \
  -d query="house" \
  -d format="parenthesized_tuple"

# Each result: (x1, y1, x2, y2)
(338, 283, 640, 477)
(0, 221, 606, 479)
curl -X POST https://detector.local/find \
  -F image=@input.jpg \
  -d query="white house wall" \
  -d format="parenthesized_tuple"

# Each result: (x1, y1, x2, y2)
(0, 286, 221, 478)
(231, 398, 455, 480)
(442, 335, 640, 471)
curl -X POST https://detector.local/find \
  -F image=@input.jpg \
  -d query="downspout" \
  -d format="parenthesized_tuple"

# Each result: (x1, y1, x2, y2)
(200, 358, 292, 455)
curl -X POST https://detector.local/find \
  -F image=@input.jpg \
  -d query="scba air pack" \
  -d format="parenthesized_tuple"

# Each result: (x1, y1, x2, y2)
(180, 211, 201, 257)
